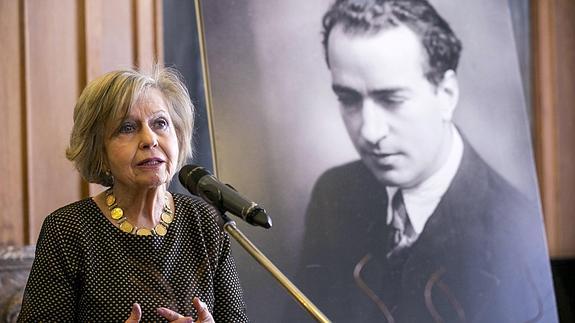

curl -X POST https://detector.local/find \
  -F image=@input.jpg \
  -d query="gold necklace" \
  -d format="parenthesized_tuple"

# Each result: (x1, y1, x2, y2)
(105, 189, 174, 236)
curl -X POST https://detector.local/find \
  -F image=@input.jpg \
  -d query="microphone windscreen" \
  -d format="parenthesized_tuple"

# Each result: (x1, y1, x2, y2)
(179, 164, 210, 195)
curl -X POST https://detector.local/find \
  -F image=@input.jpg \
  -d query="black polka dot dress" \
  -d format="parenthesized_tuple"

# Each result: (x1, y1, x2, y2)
(18, 194, 249, 322)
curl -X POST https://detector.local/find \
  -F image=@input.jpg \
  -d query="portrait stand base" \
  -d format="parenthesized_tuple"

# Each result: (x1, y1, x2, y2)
(221, 215, 331, 323)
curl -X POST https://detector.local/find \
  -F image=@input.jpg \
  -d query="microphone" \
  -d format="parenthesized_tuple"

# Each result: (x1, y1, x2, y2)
(179, 164, 272, 229)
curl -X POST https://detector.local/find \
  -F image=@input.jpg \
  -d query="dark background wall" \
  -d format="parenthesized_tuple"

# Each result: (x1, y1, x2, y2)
(163, 0, 213, 180)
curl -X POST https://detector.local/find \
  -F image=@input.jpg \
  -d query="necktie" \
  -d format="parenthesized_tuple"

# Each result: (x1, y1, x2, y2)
(387, 190, 417, 258)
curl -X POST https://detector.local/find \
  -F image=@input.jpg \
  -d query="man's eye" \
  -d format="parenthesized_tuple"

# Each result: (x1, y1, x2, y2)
(336, 94, 362, 110)
(375, 96, 406, 107)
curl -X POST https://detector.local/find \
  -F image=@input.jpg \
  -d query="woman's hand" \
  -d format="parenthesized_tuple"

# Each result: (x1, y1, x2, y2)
(157, 297, 214, 323)
(124, 298, 213, 323)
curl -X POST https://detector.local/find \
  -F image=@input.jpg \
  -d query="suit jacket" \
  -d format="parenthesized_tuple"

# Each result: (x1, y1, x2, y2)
(287, 142, 557, 322)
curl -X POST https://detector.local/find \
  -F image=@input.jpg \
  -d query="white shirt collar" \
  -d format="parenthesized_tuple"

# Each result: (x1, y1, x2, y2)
(386, 125, 464, 234)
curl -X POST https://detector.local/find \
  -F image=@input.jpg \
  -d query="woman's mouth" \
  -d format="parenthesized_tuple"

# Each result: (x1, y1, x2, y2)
(137, 158, 164, 167)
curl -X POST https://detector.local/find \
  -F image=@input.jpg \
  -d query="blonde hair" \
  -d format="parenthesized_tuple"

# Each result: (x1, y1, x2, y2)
(66, 66, 195, 186)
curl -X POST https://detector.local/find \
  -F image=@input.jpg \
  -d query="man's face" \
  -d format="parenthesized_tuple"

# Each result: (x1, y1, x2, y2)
(328, 25, 458, 188)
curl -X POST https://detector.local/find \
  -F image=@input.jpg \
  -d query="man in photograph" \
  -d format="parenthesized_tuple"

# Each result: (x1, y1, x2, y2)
(290, 0, 557, 321)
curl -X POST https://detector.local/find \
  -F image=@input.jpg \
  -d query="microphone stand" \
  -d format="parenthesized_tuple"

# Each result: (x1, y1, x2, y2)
(219, 213, 331, 323)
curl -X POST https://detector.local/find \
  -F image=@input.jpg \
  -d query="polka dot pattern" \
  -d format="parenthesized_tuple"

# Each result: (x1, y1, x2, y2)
(18, 194, 248, 322)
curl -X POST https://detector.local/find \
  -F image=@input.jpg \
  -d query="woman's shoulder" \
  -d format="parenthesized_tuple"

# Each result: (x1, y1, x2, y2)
(48, 198, 99, 219)
(52, 197, 97, 212)
(172, 193, 218, 216)
(43, 198, 101, 231)
(172, 193, 224, 234)
(34, 199, 100, 260)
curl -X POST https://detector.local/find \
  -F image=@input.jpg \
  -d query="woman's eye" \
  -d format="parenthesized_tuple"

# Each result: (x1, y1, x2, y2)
(153, 118, 169, 130)
(119, 122, 136, 134)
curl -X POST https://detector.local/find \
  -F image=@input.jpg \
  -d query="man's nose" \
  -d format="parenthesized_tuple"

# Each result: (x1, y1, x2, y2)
(139, 126, 158, 149)
(360, 100, 389, 145)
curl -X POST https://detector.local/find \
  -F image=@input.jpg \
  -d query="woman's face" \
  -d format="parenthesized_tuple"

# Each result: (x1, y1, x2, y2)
(105, 88, 179, 190)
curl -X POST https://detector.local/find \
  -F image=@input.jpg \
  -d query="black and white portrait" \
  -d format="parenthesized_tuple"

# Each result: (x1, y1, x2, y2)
(197, 0, 557, 321)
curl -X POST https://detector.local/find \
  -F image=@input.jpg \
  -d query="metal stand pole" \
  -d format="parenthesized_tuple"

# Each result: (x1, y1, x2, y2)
(223, 218, 331, 323)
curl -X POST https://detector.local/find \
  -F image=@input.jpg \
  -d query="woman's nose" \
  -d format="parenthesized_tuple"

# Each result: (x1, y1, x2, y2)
(139, 126, 158, 149)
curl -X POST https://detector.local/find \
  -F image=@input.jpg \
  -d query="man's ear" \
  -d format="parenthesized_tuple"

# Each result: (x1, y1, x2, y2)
(437, 69, 459, 121)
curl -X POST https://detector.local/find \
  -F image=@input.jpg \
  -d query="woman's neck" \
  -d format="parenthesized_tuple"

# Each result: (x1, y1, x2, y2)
(111, 184, 168, 228)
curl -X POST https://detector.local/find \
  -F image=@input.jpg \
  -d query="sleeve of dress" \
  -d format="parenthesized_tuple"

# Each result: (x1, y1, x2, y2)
(18, 214, 79, 322)
(211, 231, 249, 323)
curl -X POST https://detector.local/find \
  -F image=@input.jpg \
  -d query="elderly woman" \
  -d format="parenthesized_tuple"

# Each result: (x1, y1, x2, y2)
(18, 67, 248, 322)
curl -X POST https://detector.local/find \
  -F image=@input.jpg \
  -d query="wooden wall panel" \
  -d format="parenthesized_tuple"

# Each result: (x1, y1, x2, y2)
(83, 0, 137, 82)
(533, 0, 575, 258)
(533, 0, 559, 255)
(84, 0, 165, 76)
(101, 0, 134, 72)
(0, 0, 163, 246)
(135, 0, 156, 71)
(0, 0, 26, 245)
(154, 0, 164, 67)
(25, 0, 83, 240)
(84, 0, 103, 83)
(553, 0, 575, 257)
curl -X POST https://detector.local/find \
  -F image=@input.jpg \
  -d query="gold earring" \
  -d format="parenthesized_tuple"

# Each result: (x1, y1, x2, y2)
(105, 169, 114, 186)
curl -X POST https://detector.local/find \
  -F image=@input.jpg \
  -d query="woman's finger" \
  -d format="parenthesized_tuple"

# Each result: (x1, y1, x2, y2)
(157, 307, 192, 322)
(125, 303, 141, 323)
(192, 297, 214, 323)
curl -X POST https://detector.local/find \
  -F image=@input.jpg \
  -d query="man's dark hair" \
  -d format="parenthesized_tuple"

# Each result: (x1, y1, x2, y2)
(322, 0, 462, 85)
